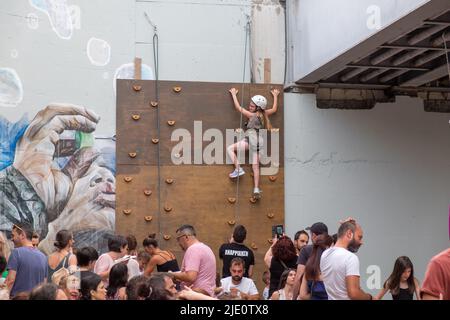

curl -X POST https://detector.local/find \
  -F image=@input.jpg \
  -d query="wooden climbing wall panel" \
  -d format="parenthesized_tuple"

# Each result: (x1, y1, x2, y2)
(116, 80, 284, 292)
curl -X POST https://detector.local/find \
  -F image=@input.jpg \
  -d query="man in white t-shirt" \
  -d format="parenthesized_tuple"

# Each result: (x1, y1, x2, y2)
(219, 257, 259, 300)
(320, 220, 372, 300)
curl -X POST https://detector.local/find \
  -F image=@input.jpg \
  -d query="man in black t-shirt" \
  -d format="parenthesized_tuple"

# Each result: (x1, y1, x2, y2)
(292, 222, 328, 299)
(219, 225, 255, 278)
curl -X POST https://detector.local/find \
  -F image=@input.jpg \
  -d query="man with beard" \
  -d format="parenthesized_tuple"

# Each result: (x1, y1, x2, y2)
(320, 220, 372, 300)
(218, 258, 259, 300)
(293, 230, 309, 256)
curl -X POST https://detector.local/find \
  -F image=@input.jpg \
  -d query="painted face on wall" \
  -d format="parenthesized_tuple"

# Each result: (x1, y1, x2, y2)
(62, 157, 115, 231)
(39, 151, 115, 254)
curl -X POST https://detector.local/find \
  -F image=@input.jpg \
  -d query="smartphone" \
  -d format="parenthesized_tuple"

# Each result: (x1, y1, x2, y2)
(272, 225, 284, 239)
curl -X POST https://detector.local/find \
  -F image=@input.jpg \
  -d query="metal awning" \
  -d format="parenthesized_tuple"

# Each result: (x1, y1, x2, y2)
(287, 0, 450, 108)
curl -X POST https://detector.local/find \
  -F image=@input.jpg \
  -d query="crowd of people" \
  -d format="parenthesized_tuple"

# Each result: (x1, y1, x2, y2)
(0, 219, 448, 300)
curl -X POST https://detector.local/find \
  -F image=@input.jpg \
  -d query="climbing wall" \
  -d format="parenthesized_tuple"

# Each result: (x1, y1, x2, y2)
(116, 80, 284, 291)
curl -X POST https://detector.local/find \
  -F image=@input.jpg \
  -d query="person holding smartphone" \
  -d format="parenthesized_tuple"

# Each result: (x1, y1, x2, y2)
(264, 234, 297, 298)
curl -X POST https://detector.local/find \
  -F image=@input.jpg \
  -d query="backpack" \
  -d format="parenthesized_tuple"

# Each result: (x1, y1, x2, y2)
(51, 254, 71, 285)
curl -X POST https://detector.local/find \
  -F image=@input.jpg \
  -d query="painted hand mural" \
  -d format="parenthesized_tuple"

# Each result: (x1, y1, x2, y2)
(0, 104, 115, 254)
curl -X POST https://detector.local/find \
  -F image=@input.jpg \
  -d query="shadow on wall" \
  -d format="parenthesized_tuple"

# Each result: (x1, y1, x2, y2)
(0, 104, 116, 255)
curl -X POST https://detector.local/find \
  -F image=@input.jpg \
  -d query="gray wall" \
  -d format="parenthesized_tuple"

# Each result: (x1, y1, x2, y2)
(285, 92, 450, 298)
(288, 0, 430, 82)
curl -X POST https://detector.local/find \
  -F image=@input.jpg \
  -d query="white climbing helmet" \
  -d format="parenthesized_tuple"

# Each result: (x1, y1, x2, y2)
(251, 95, 267, 110)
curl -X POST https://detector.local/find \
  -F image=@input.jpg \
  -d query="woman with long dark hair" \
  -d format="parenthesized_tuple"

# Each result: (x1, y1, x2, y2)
(270, 268, 296, 300)
(264, 236, 297, 298)
(106, 263, 128, 300)
(80, 273, 106, 300)
(375, 256, 421, 300)
(299, 234, 333, 300)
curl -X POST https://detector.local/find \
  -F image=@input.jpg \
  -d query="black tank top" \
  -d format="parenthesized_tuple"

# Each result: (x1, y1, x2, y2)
(392, 288, 414, 300)
(155, 252, 180, 272)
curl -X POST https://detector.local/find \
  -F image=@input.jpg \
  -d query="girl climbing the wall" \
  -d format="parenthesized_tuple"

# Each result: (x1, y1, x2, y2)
(227, 87, 280, 199)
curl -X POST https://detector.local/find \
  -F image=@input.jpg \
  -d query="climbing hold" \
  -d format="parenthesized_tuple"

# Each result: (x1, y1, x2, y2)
(144, 216, 153, 222)
(228, 220, 236, 226)
(123, 209, 132, 215)
(163, 235, 171, 240)
(132, 114, 140, 120)
(251, 243, 258, 250)
(150, 101, 158, 107)
(144, 189, 152, 196)
(164, 206, 173, 213)
(249, 197, 257, 204)
(269, 176, 277, 182)
(124, 176, 133, 182)
(152, 138, 159, 144)
(267, 213, 275, 219)
(227, 197, 236, 204)
(267, 239, 273, 244)
(133, 84, 142, 92)
(128, 152, 137, 158)
(165, 178, 174, 184)
(173, 86, 182, 93)
(167, 120, 176, 126)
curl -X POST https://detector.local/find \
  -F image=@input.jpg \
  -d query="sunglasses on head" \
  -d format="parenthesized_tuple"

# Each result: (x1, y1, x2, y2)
(12, 224, 24, 233)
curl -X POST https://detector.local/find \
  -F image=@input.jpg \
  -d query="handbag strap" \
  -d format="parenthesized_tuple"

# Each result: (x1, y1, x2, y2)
(279, 259, 288, 270)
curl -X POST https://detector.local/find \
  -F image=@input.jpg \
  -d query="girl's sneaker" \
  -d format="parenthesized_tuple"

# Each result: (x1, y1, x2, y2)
(253, 187, 262, 199)
(229, 167, 245, 178)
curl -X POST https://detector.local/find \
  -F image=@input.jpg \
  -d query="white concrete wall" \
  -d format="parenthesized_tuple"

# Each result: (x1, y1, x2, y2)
(285, 92, 450, 298)
(288, 0, 430, 82)
(251, 1, 285, 84)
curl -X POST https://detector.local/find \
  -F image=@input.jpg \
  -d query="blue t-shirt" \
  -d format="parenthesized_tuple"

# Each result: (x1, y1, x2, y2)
(7, 246, 48, 296)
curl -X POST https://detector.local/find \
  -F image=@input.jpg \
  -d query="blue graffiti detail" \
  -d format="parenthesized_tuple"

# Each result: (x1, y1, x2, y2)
(30, 0, 48, 10)
(0, 115, 29, 170)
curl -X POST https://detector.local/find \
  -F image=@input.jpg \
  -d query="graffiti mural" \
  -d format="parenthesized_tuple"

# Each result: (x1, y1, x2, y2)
(29, 0, 73, 39)
(0, 68, 24, 108)
(0, 104, 115, 254)
(87, 37, 111, 67)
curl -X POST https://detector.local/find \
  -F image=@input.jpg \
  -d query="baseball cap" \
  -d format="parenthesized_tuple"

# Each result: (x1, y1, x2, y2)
(305, 222, 328, 235)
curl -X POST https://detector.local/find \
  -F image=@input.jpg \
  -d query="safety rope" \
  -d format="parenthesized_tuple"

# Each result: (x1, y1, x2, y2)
(145, 12, 162, 241)
(234, 18, 251, 223)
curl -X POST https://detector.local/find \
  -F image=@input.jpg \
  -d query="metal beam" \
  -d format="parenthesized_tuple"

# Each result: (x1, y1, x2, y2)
(392, 85, 450, 92)
(296, 0, 450, 84)
(318, 82, 390, 90)
(380, 44, 449, 51)
(399, 64, 449, 87)
(347, 64, 428, 71)
(424, 20, 450, 26)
